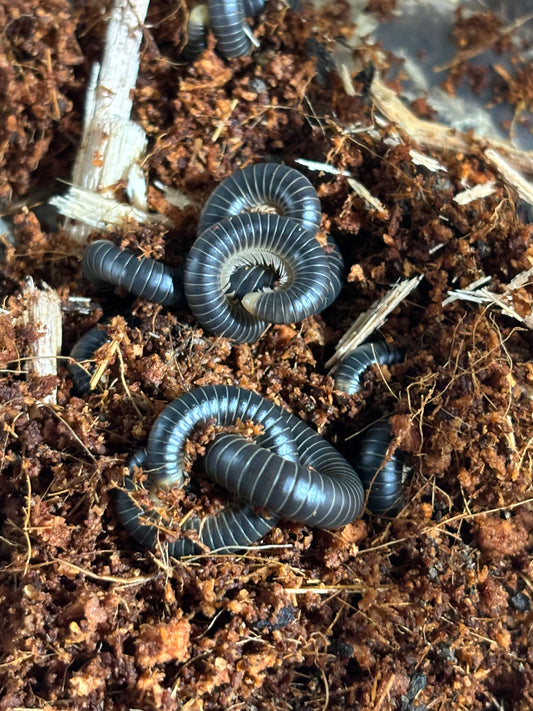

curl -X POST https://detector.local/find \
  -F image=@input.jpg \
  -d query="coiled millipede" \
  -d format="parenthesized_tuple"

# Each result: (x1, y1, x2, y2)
(184, 211, 334, 343)
(116, 385, 365, 554)
(81, 163, 343, 343)
(187, 163, 344, 341)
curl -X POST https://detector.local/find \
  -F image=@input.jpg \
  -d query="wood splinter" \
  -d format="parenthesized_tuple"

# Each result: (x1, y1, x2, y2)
(20, 277, 62, 405)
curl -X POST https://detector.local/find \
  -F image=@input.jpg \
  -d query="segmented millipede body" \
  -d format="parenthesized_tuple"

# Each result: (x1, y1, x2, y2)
(146, 385, 364, 529)
(334, 342, 405, 512)
(228, 235, 343, 307)
(190, 163, 344, 340)
(116, 426, 295, 556)
(204, 429, 363, 528)
(229, 263, 275, 298)
(207, 0, 251, 58)
(68, 325, 110, 396)
(117, 385, 301, 554)
(197, 162, 322, 237)
(183, 5, 209, 59)
(334, 341, 404, 395)
(323, 235, 344, 307)
(242, 0, 303, 15)
(184, 0, 302, 60)
(82, 240, 185, 308)
(357, 420, 404, 513)
(184, 212, 333, 343)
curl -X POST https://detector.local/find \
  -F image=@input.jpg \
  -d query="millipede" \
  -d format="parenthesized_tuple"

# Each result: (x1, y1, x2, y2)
(197, 162, 322, 236)
(334, 341, 406, 513)
(68, 324, 111, 396)
(333, 341, 404, 395)
(184, 0, 303, 59)
(184, 211, 333, 343)
(357, 420, 404, 513)
(82, 239, 185, 308)
(116, 384, 365, 553)
(116, 385, 300, 554)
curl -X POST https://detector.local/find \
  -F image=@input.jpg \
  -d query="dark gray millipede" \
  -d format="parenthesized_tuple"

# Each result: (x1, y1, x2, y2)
(333, 341, 404, 395)
(146, 384, 364, 530)
(357, 420, 404, 513)
(68, 324, 111, 396)
(116, 385, 302, 554)
(197, 163, 322, 237)
(204, 430, 363, 528)
(184, 211, 333, 343)
(184, 0, 302, 60)
(334, 342, 405, 513)
(208, 0, 251, 58)
(116, 431, 294, 556)
(196, 162, 343, 315)
(82, 240, 185, 308)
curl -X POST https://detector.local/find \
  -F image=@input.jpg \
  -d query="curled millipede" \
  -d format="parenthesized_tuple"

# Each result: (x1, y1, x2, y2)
(82, 240, 185, 308)
(147, 385, 364, 525)
(184, 211, 333, 343)
(334, 341, 404, 395)
(357, 420, 404, 513)
(68, 324, 110, 396)
(197, 162, 322, 237)
(190, 163, 344, 339)
(117, 384, 299, 554)
(117, 385, 364, 553)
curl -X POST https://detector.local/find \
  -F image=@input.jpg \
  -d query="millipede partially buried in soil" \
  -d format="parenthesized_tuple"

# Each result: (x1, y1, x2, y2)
(82, 239, 185, 307)
(68, 323, 111, 396)
(116, 384, 365, 554)
(183, 0, 303, 59)
(333, 341, 404, 396)
(356, 419, 404, 513)
(334, 341, 406, 512)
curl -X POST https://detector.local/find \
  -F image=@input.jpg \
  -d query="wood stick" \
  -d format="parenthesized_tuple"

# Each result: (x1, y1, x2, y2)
(20, 277, 62, 404)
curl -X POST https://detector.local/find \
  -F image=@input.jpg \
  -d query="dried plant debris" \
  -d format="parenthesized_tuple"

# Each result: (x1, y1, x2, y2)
(0, 1, 532, 710)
